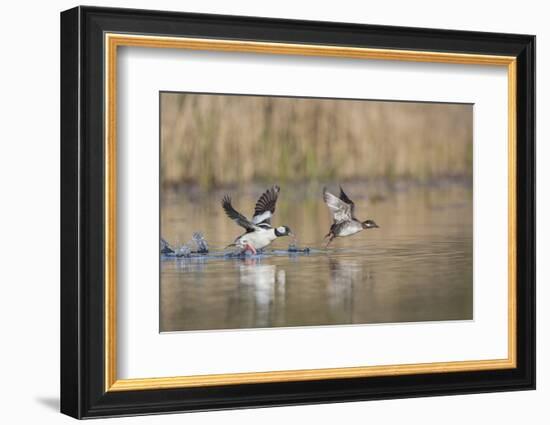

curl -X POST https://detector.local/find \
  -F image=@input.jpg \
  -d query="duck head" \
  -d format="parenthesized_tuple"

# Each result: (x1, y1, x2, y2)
(362, 220, 379, 229)
(275, 226, 294, 237)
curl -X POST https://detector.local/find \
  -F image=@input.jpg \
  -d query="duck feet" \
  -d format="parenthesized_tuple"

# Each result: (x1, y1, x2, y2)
(243, 243, 257, 255)
(324, 235, 335, 248)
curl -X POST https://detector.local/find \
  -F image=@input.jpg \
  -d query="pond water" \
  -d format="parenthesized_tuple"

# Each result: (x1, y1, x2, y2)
(160, 181, 472, 332)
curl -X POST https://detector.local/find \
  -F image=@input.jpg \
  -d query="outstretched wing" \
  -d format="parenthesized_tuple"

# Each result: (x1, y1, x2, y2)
(252, 185, 280, 225)
(339, 186, 356, 219)
(323, 187, 353, 224)
(222, 196, 257, 232)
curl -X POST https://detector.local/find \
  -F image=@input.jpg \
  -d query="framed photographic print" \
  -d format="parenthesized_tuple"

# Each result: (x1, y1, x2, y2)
(60, 6, 535, 419)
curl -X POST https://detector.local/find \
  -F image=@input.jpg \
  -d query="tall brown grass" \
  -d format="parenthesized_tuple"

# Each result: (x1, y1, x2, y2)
(160, 93, 472, 189)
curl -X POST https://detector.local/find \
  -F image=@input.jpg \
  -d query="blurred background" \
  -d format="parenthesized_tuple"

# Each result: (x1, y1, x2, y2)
(161, 93, 472, 189)
(160, 92, 473, 332)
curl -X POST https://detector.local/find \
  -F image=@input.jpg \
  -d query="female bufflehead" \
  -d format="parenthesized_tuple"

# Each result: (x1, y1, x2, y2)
(222, 185, 294, 254)
(323, 186, 379, 247)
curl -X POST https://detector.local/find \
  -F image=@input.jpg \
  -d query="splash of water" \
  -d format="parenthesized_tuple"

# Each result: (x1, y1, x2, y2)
(176, 245, 192, 258)
(192, 232, 209, 254)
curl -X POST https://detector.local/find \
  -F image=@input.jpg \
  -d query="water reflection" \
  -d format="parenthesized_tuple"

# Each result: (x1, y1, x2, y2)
(234, 260, 284, 327)
(160, 182, 473, 332)
(327, 258, 362, 321)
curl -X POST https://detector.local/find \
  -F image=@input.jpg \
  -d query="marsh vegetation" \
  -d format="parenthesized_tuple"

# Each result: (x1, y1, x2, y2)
(161, 93, 472, 189)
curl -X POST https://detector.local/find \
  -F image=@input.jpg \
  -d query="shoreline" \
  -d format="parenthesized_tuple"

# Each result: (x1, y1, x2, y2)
(161, 175, 473, 202)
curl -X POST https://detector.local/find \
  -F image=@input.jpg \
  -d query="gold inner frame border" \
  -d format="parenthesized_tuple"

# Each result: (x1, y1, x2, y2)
(104, 33, 517, 392)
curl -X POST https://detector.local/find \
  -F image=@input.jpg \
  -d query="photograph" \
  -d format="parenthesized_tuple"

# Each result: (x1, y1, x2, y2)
(159, 92, 473, 332)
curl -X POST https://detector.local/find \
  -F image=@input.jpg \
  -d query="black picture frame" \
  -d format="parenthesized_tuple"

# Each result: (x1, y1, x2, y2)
(61, 5, 535, 419)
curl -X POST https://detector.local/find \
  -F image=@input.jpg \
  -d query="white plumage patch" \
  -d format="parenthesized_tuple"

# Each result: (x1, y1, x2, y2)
(235, 228, 277, 250)
(339, 222, 363, 236)
(252, 210, 272, 224)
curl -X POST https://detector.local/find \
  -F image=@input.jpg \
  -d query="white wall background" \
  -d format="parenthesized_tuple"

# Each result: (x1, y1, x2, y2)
(0, 1, 545, 423)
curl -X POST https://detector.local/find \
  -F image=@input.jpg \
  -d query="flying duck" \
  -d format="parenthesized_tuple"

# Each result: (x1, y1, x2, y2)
(323, 186, 379, 247)
(222, 185, 294, 254)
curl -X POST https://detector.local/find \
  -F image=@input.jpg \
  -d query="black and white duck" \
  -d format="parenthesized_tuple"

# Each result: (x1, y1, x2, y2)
(222, 185, 294, 254)
(323, 186, 379, 247)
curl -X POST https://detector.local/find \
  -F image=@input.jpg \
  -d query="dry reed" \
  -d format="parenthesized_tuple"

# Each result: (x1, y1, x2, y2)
(160, 93, 472, 189)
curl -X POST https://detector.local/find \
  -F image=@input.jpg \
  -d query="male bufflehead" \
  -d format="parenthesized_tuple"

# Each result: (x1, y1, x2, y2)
(222, 185, 294, 254)
(323, 186, 379, 247)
